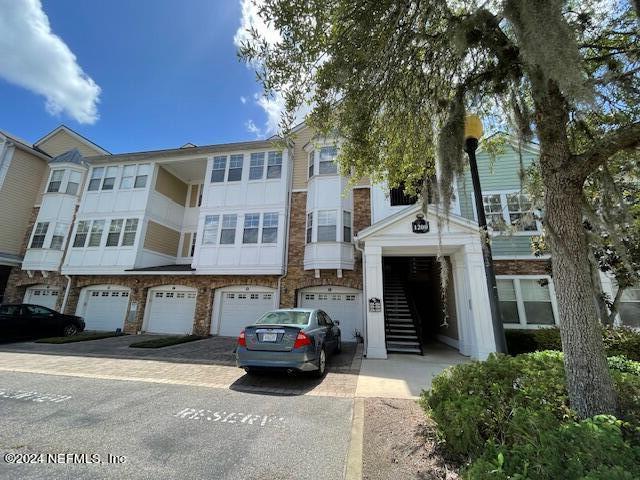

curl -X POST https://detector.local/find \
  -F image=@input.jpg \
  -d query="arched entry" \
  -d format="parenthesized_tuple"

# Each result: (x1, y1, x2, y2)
(77, 285, 131, 331)
(144, 285, 197, 334)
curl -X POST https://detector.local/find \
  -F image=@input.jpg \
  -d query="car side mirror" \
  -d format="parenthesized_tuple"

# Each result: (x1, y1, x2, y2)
(334, 320, 340, 326)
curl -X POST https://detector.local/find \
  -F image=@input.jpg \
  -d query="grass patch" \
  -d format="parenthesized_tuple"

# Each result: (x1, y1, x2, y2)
(129, 335, 206, 349)
(35, 332, 122, 344)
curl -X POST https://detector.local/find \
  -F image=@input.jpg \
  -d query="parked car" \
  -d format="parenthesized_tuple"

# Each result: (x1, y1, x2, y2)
(236, 308, 341, 377)
(0, 304, 85, 339)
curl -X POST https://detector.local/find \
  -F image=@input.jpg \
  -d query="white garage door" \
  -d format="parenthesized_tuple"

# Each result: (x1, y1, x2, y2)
(299, 288, 363, 341)
(83, 288, 130, 331)
(146, 288, 197, 334)
(24, 287, 60, 310)
(217, 290, 276, 337)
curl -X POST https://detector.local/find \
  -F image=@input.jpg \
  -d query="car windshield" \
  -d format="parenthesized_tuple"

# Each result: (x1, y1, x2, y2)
(255, 311, 311, 326)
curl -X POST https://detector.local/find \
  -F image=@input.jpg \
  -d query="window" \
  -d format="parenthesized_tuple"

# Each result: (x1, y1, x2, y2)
(482, 192, 538, 232)
(483, 194, 505, 230)
(228, 154, 243, 181)
(66, 170, 81, 195)
(134, 164, 150, 188)
(197, 184, 203, 206)
(120, 165, 136, 189)
(26, 305, 52, 315)
(220, 214, 237, 244)
(262, 212, 278, 243)
(243, 213, 260, 244)
(106, 219, 123, 247)
(190, 232, 197, 256)
(319, 146, 338, 175)
(211, 156, 226, 183)
(306, 212, 313, 244)
(267, 151, 282, 179)
(249, 152, 265, 180)
(390, 183, 418, 206)
(50, 223, 68, 250)
(308, 150, 314, 178)
(122, 219, 138, 246)
(30, 222, 49, 248)
(619, 288, 640, 328)
(203, 215, 219, 245)
(497, 277, 556, 326)
(102, 166, 118, 190)
(87, 167, 104, 191)
(73, 221, 90, 247)
(317, 210, 337, 241)
(506, 193, 537, 231)
(343, 211, 352, 242)
(47, 170, 64, 193)
(346, 295, 356, 301)
(88, 220, 105, 247)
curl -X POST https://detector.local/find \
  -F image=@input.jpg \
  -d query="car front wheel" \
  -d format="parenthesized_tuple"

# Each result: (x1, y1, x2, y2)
(62, 324, 79, 337)
(314, 347, 327, 378)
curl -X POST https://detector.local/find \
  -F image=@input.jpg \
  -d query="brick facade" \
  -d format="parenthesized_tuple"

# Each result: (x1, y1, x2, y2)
(494, 259, 552, 276)
(279, 188, 371, 308)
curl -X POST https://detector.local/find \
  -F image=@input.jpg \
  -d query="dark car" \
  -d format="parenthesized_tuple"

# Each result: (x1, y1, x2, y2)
(0, 304, 85, 339)
(236, 308, 341, 377)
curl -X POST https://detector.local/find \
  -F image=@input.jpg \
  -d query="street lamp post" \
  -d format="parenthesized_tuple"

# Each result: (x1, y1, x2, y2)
(464, 114, 507, 354)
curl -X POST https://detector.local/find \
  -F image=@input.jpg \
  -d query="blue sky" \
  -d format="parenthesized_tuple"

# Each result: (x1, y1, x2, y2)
(0, 0, 274, 153)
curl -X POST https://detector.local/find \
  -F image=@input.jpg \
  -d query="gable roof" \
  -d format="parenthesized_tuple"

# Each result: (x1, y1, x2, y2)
(34, 125, 110, 155)
(0, 129, 50, 161)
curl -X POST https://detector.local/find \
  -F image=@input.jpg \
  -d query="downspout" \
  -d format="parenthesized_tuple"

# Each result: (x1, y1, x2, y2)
(61, 275, 73, 314)
(354, 239, 367, 357)
(276, 145, 295, 307)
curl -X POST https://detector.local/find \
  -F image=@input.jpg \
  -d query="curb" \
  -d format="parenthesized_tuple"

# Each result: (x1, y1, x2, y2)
(344, 397, 364, 480)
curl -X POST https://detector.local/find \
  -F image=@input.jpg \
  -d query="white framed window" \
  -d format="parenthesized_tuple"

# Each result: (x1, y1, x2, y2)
(211, 156, 226, 183)
(262, 212, 278, 243)
(122, 218, 138, 246)
(190, 232, 197, 256)
(618, 288, 640, 328)
(30, 222, 49, 249)
(308, 150, 315, 178)
(497, 276, 557, 327)
(88, 220, 105, 247)
(220, 214, 237, 244)
(47, 169, 64, 193)
(267, 151, 282, 179)
(317, 210, 337, 241)
(243, 213, 260, 244)
(134, 164, 149, 188)
(87, 167, 104, 191)
(249, 152, 265, 180)
(101, 166, 118, 190)
(66, 170, 82, 195)
(106, 219, 124, 247)
(306, 212, 313, 244)
(482, 191, 539, 233)
(120, 165, 136, 189)
(343, 211, 352, 242)
(228, 154, 243, 181)
(73, 220, 90, 247)
(203, 215, 219, 245)
(49, 223, 68, 250)
(318, 146, 338, 175)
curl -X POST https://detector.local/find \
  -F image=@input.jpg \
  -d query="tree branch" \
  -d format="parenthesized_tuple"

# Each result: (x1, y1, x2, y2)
(580, 121, 640, 173)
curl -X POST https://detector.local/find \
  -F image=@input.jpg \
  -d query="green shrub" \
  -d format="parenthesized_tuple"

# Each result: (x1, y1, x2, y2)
(464, 416, 640, 480)
(505, 326, 640, 361)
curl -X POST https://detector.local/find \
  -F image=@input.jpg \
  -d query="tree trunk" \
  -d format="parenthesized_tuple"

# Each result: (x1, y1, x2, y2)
(534, 95, 618, 417)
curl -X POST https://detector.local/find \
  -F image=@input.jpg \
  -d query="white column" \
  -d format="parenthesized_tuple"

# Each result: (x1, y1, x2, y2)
(452, 251, 472, 357)
(364, 245, 387, 358)
(464, 241, 497, 360)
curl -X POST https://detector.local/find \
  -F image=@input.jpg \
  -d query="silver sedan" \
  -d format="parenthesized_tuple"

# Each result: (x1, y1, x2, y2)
(235, 308, 342, 377)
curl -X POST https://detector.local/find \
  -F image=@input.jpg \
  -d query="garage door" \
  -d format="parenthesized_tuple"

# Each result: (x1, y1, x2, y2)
(217, 290, 276, 337)
(146, 288, 197, 334)
(299, 288, 363, 341)
(83, 288, 130, 331)
(24, 286, 60, 310)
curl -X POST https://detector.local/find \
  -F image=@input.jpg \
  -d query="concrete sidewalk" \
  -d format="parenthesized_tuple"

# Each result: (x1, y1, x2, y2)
(355, 343, 470, 399)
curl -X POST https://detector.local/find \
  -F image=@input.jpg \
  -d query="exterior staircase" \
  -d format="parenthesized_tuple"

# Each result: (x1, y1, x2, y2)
(383, 273, 423, 354)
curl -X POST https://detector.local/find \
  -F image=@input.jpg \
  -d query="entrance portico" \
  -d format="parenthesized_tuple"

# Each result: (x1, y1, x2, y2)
(355, 204, 497, 360)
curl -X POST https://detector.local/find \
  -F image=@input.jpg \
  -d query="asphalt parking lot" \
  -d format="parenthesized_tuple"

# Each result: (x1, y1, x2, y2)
(0, 371, 354, 480)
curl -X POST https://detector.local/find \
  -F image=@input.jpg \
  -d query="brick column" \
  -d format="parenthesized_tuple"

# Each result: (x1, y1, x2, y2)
(193, 287, 213, 336)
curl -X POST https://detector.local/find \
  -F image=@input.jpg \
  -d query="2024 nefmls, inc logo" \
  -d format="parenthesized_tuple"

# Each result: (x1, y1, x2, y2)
(411, 214, 430, 234)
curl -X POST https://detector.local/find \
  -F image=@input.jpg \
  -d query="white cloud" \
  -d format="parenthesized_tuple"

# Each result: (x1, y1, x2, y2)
(233, 0, 281, 52)
(240, 95, 247, 104)
(0, 0, 101, 124)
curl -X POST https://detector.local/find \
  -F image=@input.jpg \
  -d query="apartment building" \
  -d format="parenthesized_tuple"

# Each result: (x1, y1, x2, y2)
(5, 123, 634, 359)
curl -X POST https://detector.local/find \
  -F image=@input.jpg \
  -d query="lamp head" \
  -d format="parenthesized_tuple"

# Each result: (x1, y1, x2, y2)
(464, 114, 483, 141)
